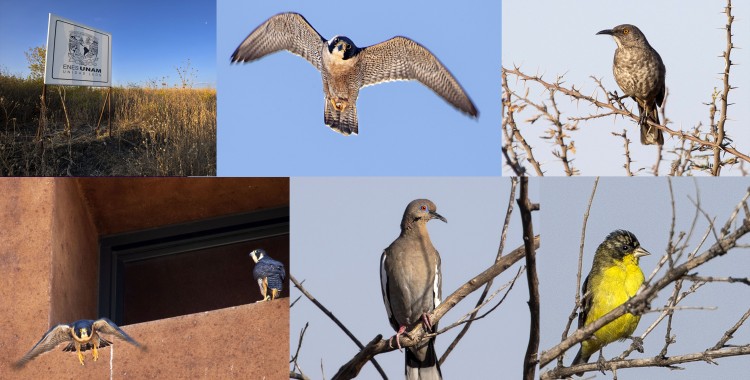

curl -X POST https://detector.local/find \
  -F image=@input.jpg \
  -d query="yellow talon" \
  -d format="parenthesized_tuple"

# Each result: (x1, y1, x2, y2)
(93, 344, 99, 362)
(77, 351, 85, 366)
(329, 98, 348, 112)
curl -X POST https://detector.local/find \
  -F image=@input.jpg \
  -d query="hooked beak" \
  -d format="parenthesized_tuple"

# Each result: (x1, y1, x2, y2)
(430, 211, 447, 223)
(633, 246, 651, 259)
(596, 29, 614, 36)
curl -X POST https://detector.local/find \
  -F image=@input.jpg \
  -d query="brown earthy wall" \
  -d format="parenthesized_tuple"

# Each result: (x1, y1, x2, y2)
(6, 300, 288, 379)
(49, 178, 99, 326)
(0, 178, 290, 379)
(0, 178, 56, 374)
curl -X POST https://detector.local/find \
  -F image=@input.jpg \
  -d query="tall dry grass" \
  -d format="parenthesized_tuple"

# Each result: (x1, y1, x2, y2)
(0, 73, 216, 176)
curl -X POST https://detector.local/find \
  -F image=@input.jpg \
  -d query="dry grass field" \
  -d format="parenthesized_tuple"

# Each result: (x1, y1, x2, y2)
(0, 73, 216, 176)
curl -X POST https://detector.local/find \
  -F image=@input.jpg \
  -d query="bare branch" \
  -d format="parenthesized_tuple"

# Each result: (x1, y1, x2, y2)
(440, 178, 519, 364)
(503, 65, 750, 171)
(502, 68, 543, 176)
(520, 177, 541, 380)
(712, 0, 735, 175)
(711, 307, 750, 350)
(332, 238, 540, 380)
(612, 129, 635, 176)
(683, 274, 750, 286)
(290, 274, 388, 379)
(437, 266, 525, 335)
(542, 345, 750, 379)
(558, 177, 600, 367)
(539, 216, 750, 369)
(290, 323, 311, 380)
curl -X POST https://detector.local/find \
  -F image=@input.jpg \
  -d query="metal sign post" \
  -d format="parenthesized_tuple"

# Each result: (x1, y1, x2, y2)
(38, 13, 113, 139)
(96, 86, 112, 136)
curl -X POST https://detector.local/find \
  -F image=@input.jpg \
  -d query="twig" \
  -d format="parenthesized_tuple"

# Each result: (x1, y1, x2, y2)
(711, 307, 750, 350)
(504, 66, 750, 165)
(436, 266, 525, 335)
(557, 177, 599, 367)
(542, 345, 750, 379)
(290, 323, 311, 380)
(290, 295, 302, 308)
(683, 274, 750, 286)
(539, 214, 750, 369)
(712, 0, 734, 176)
(290, 274, 387, 379)
(502, 68, 544, 176)
(440, 178, 519, 364)
(332, 238, 540, 380)
(612, 129, 634, 176)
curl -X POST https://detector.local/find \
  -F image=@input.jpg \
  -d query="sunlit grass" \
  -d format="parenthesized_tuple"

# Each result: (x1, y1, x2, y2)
(0, 73, 216, 176)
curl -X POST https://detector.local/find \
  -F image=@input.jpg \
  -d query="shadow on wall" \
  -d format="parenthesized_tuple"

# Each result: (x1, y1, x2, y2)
(0, 177, 290, 378)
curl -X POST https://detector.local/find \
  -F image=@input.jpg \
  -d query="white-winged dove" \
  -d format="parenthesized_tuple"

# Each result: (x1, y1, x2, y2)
(380, 199, 446, 380)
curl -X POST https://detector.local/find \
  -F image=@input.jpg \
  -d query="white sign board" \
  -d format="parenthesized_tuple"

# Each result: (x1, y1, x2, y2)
(44, 13, 111, 87)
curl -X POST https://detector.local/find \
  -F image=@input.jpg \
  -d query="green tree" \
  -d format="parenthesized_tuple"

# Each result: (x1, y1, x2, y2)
(24, 45, 46, 81)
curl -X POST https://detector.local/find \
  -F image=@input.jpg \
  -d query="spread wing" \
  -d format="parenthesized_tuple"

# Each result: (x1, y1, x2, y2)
(92, 318, 143, 349)
(14, 324, 73, 368)
(358, 36, 478, 117)
(231, 12, 327, 72)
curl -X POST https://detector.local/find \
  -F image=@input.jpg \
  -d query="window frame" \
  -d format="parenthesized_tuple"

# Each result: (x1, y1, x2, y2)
(98, 206, 289, 324)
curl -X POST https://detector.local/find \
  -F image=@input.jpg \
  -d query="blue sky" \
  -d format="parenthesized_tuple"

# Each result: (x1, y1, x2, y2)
(217, 1, 502, 176)
(0, 0, 216, 87)
(503, 1, 749, 176)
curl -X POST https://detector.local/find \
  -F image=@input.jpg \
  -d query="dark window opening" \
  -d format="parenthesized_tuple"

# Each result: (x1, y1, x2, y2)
(99, 207, 289, 325)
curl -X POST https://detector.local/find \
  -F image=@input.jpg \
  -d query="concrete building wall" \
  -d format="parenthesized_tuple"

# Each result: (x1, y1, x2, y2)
(0, 178, 289, 379)
(49, 178, 99, 326)
(0, 178, 56, 374)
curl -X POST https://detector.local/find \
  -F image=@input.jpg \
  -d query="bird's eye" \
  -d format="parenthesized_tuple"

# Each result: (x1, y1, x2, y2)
(420, 205, 427, 211)
(623, 28, 630, 35)
(619, 244, 630, 252)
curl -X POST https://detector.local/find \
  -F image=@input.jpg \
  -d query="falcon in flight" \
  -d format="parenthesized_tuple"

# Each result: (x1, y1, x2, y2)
(15, 318, 143, 367)
(231, 12, 478, 135)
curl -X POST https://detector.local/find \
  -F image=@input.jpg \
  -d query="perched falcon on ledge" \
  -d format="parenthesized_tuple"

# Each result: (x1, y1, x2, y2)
(249, 248, 286, 301)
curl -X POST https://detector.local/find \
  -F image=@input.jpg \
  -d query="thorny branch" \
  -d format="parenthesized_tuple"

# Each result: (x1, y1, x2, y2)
(712, 0, 735, 176)
(501, 0, 747, 176)
(502, 68, 543, 176)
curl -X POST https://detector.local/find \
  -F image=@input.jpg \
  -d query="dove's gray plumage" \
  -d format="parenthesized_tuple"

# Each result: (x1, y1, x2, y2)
(381, 199, 446, 380)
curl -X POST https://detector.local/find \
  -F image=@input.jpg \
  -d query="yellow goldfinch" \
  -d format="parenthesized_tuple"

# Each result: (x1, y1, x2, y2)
(572, 230, 650, 375)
